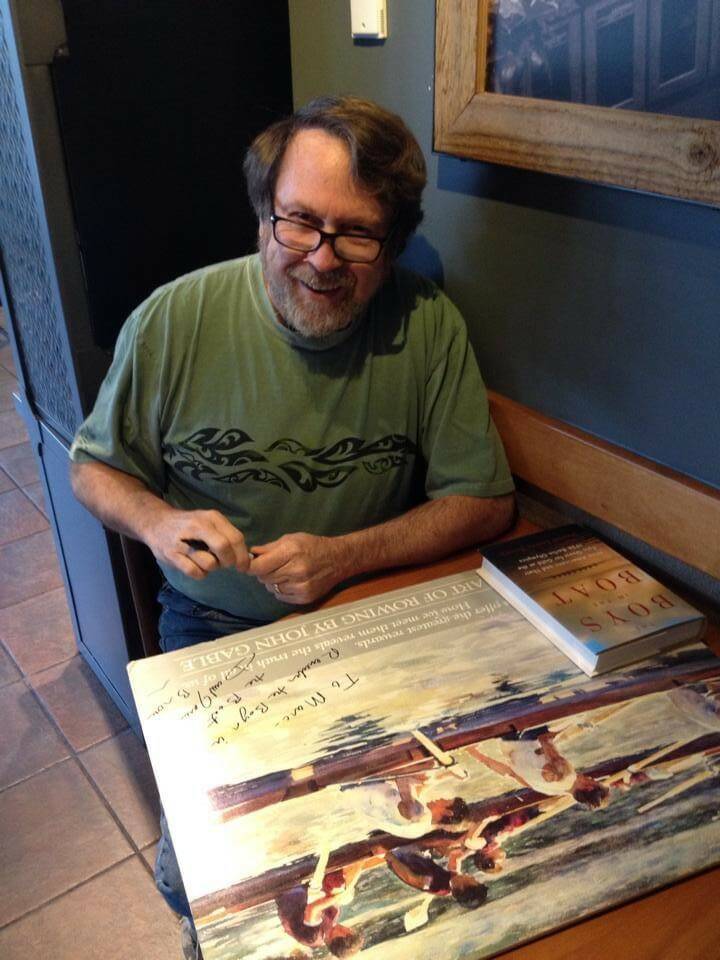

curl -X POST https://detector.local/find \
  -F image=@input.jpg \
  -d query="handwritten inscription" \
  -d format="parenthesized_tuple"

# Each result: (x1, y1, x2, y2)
(211, 671, 361, 745)
(145, 646, 351, 743)
(207, 661, 358, 745)
(144, 598, 486, 727)
(140, 576, 496, 752)
(147, 685, 192, 720)
(145, 653, 256, 723)
(276, 672, 360, 727)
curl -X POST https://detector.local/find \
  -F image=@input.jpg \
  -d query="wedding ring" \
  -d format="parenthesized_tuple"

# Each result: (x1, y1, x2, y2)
(273, 583, 282, 596)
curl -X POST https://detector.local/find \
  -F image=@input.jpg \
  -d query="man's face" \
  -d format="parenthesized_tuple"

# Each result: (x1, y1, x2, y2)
(259, 128, 392, 338)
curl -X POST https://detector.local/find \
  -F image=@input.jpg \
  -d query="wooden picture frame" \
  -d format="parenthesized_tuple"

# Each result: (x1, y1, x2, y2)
(434, 0, 720, 205)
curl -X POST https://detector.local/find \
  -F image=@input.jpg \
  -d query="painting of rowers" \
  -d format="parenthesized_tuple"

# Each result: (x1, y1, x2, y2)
(187, 671, 720, 959)
(130, 572, 720, 960)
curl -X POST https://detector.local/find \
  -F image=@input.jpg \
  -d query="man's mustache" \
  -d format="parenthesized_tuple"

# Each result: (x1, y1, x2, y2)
(288, 263, 356, 292)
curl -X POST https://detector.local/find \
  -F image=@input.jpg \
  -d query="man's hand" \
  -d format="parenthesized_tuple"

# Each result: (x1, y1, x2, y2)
(145, 509, 252, 581)
(250, 533, 346, 605)
(249, 493, 514, 606)
(70, 460, 251, 580)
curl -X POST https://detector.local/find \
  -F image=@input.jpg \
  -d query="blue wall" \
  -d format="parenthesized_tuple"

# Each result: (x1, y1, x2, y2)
(289, 0, 719, 491)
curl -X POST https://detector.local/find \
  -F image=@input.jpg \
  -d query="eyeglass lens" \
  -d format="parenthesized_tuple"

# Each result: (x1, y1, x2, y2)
(273, 218, 381, 263)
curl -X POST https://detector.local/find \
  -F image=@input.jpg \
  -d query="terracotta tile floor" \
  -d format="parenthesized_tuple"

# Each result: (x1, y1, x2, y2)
(0, 332, 181, 957)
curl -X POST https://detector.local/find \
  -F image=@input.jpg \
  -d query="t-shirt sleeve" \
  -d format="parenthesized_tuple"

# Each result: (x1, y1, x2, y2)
(421, 293, 514, 500)
(69, 304, 166, 495)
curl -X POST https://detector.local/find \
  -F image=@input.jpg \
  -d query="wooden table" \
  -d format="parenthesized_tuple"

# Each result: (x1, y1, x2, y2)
(313, 521, 720, 960)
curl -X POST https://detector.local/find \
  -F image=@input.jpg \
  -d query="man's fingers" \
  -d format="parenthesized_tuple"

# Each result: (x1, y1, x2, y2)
(183, 512, 250, 571)
(167, 550, 212, 580)
(249, 542, 291, 579)
(250, 542, 273, 554)
(148, 509, 251, 575)
(251, 559, 288, 581)
(182, 542, 220, 574)
(203, 533, 249, 570)
(263, 579, 307, 605)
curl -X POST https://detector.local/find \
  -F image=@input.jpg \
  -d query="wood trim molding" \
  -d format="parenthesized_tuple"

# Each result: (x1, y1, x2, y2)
(488, 390, 720, 579)
(434, 0, 720, 206)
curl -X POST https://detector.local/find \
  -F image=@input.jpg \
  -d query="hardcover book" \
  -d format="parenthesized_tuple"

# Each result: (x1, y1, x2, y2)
(478, 525, 706, 676)
(128, 569, 720, 960)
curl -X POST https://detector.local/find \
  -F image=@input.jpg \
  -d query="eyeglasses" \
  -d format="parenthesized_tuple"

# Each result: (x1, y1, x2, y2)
(270, 214, 390, 264)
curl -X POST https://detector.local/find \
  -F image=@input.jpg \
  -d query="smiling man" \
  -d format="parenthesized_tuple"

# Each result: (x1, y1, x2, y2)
(259, 127, 392, 338)
(69, 95, 515, 956)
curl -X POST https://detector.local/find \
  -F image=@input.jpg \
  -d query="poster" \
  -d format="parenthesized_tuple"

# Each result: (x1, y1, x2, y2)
(129, 572, 720, 959)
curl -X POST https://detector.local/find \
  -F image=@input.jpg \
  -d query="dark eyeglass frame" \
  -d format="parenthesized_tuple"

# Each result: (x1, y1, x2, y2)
(269, 213, 391, 264)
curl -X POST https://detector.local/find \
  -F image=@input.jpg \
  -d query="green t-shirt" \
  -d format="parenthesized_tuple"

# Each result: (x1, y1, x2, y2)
(71, 254, 513, 618)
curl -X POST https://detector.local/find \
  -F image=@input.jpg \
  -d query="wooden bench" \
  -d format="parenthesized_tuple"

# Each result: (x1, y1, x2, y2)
(488, 390, 720, 583)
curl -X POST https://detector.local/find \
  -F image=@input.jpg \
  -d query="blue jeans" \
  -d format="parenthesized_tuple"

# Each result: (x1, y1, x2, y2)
(153, 583, 270, 919)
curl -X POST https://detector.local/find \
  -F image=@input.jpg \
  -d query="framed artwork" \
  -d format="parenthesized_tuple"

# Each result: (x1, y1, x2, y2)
(434, 0, 720, 205)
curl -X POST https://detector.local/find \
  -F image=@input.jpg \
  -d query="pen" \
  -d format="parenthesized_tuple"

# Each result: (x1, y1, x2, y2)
(181, 539, 255, 561)
(181, 538, 215, 557)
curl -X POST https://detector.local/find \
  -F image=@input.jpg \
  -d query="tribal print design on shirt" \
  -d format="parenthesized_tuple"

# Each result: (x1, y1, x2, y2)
(166, 428, 418, 493)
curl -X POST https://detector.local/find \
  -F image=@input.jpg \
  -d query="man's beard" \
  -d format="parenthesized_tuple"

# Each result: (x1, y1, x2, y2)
(260, 245, 366, 339)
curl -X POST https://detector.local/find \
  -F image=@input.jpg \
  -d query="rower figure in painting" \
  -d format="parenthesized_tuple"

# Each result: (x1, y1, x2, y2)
(384, 847, 488, 909)
(469, 729, 610, 809)
(460, 805, 543, 874)
(344, 772, 469, 839)
(275, 861, 377, 957)
(423, 793, 568, 878)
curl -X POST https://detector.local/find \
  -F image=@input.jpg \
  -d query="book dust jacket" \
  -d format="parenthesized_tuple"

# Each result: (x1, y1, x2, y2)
(482, 526, 704, 654)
